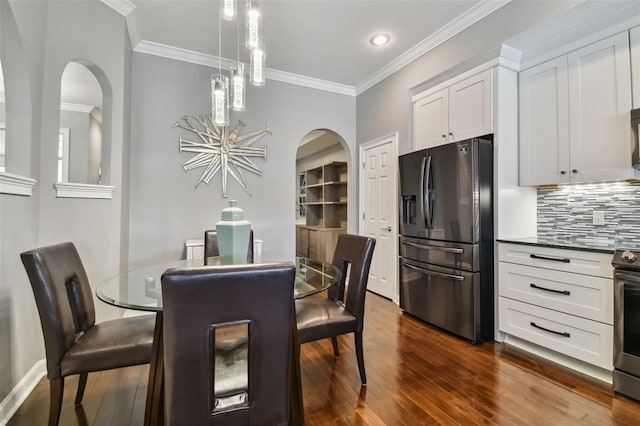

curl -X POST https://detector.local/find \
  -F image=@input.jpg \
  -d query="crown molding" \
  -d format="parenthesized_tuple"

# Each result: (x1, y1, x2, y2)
(134, 40, 356, 96)
(355, 0, 512, 95)
(61, 102, 93, 113)
(100, 0, 135, 16)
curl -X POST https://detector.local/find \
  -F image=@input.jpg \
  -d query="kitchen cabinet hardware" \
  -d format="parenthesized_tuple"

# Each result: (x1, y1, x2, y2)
(572, 169, 578, 173)
(530, 283, 571, 295)
(560, 170, 567, 175)
(530, 321, 571, 338)
(530, 253, 570, 263)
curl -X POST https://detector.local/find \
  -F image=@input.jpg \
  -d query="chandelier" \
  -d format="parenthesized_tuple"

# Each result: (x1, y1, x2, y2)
(212, 0, 265, 127)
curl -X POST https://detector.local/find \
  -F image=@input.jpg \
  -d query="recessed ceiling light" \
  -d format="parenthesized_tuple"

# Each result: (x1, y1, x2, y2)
(370, 33, 390, 47)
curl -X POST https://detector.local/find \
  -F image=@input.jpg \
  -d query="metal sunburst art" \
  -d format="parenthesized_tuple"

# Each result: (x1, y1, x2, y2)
(174, 115, 271, 197)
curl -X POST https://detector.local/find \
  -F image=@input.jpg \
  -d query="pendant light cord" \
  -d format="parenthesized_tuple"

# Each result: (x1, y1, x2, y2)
(218, 8, 222, 73)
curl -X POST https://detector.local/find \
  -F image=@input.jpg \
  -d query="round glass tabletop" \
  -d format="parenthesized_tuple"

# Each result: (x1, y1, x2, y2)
(96, 256, 341, 312)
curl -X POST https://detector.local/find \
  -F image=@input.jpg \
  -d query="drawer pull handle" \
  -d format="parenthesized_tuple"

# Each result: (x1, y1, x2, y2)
(530, 254, 570, 263)
(530, 283, 570, 296)
(530, 322, 571, 338)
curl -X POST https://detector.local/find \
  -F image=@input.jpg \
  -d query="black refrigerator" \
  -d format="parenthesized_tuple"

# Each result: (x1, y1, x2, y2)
(398, 137, 493, 343)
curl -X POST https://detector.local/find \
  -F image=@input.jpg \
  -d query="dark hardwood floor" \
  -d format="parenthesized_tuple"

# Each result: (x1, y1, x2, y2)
(9, 292, 640, 425)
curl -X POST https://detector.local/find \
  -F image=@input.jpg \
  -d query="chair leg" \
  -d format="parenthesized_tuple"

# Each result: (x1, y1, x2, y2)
(331, 336, 340, 358)
(75, 373, 88, 406)
(49, 377, 64, 426)
(354, 332, 366, 385)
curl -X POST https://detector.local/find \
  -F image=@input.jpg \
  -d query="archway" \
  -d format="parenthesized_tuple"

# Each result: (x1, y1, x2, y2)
(295, 129, 349, 263)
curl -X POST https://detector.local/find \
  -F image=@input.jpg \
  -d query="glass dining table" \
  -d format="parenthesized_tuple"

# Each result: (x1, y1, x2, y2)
(96, 255, 340, 426)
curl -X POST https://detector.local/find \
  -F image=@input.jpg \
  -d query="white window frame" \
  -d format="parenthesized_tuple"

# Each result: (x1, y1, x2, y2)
(0, 122, 5, 173)
(57, 127, 70, 183)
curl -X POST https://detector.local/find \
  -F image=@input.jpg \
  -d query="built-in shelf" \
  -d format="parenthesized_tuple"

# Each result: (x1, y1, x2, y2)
(296, 161, 348, 263)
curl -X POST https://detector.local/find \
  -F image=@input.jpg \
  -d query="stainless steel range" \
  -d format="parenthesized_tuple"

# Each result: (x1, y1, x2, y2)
(612, 249, 640, 401)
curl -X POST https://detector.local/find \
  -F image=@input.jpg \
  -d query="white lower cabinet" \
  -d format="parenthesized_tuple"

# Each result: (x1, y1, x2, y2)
(498, 243, 613, 374)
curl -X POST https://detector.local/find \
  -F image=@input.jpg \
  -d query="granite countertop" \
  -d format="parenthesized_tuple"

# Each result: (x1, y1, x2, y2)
(496, 235, 640, 254)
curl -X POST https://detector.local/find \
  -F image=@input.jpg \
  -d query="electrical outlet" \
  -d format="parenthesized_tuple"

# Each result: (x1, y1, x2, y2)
(593, 211, 605, 226)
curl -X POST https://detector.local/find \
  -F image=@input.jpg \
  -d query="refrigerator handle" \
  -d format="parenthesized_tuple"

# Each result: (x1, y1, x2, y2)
(419, 156, 427, 230)
(425, 155, 432, 230)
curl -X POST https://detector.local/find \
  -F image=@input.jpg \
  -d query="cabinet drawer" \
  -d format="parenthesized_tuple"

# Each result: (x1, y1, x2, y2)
(499, 262, 613, 324)
(498, 243, 613, 278)
(499, 297, 613, 369)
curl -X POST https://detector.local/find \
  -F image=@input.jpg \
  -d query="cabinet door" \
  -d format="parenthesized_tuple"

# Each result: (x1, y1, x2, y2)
(413, 88, 448, 150)
(448, 68, 493, 142)
(308, 229, 326, 262)
(568, 32, 632, 182)
(631, 27, 640, 109)
(519, 57, 570, 185)
(296, 226, 309, 257)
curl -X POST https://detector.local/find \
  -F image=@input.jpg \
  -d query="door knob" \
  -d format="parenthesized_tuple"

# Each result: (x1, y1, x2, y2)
(380, 226, 392, 232)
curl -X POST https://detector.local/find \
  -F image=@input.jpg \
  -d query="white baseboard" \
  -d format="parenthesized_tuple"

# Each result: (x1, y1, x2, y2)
(0, 359, 46, 426)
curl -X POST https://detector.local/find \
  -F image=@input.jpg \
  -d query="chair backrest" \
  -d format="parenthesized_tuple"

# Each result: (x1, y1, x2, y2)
(162, 263, 296, 425)
(330, 234, 376, 330)
(20, 242, 96, 379)
(204, 229, 254, 262)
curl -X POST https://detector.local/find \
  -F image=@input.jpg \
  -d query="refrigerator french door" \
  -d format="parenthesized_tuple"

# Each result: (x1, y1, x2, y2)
(399, 137, 494, 343)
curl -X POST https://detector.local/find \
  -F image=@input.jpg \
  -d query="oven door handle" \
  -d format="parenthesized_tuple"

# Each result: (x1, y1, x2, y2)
(615, 272, 640, 285)
(402, 241, 464, 254)
(403, 262, 465, 281)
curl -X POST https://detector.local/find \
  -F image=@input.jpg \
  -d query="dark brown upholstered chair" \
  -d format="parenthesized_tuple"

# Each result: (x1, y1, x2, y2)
(20, 242, 155, 426)
(295, 233, 376, 384)
(204, 229, 255, 263)
(162, 262, 296, 425)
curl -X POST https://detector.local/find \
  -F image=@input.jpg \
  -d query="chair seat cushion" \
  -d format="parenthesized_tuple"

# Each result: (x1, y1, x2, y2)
(295, 298, 357, 343)
(60, 314, 155, 377)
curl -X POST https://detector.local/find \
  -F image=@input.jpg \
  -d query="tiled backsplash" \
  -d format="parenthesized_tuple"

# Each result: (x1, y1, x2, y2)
(537, 182, 640, 245)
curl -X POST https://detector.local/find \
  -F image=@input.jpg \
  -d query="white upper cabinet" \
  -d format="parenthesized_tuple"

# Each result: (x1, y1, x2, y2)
(519, 57, 571, 185)
(413, 88, 448, 150)
(631, 26, 639, 109)
(519, 32, 633, 186)
(413, 68, 493, 150)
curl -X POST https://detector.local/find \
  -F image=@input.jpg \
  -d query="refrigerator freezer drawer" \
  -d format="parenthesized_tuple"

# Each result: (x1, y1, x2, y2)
(400, 236, 479, 272)
(400, 259, 481, 342)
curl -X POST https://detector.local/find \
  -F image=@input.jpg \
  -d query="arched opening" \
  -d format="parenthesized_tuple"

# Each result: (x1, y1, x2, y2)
(58, 61, 103, 184)
(295, 129, 349, 263)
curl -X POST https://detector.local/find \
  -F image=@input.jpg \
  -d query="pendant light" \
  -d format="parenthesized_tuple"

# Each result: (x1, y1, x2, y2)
(249, 45, 265, 86)
(246, 0, 261, 50)
(212, 11, 229, 126)
(230, 17, 246, 111)
(211, 74, 229, 126)
(222, 0, 237, 21)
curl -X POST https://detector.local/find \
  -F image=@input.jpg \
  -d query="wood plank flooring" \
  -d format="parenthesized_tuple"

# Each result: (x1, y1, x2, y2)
(8, 292, 640, 425)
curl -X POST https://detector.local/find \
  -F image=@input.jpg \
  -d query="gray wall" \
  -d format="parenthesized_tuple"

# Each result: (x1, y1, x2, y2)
(0, 0, 130, 405)
(128, 53, 356, 268)
(60, 109, 90, 182)
(356, 1, 579, 155)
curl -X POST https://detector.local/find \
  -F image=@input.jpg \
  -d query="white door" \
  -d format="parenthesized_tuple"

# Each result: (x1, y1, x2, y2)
(359, 134, 398, 302)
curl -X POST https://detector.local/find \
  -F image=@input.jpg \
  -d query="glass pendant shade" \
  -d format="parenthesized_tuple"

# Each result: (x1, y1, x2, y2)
(246, 1, 261, 50)
(250, 46, 265, 86)
(211, 74, 229, 126)
(222, 0, 237, 21)
(230, 63, 246, 111)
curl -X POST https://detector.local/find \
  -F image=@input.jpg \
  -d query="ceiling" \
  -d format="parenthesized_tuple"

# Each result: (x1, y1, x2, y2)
(126, 0, 502, 92)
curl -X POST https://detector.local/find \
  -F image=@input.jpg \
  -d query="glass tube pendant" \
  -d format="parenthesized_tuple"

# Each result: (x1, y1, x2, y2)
(249, 46, 265, 86)
(246, 0, 261, 50)
(211, 74, 229, 126)
(222, 0, 237, 21)
(230, 63, 246, 111)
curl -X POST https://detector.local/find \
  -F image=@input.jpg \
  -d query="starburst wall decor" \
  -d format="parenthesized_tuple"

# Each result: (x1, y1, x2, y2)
(174, 115, 271, 197)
